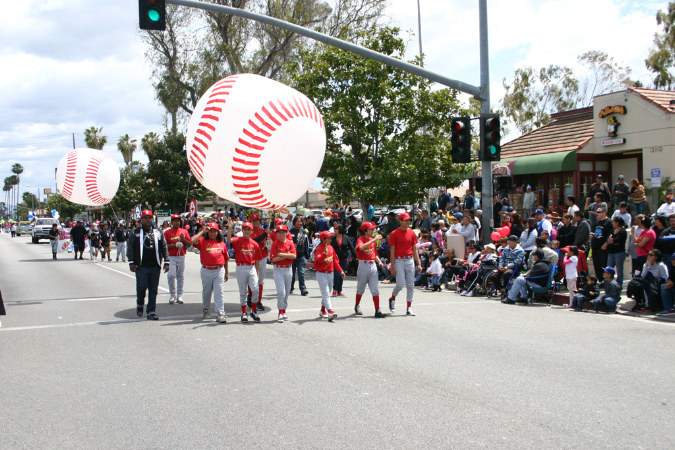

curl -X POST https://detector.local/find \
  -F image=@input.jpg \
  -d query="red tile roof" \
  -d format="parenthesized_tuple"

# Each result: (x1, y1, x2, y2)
(501, 108, 594, 158)
(628, 87, 675, 113)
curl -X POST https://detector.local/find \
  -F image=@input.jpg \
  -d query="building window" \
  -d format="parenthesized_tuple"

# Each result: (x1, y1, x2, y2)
(579, 161, 593, 172)
(596, 161, 609, 171)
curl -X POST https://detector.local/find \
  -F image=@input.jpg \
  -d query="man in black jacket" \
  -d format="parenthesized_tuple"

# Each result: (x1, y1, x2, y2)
(502, 249, 550, 304)
(69, 220, 88, 260)
(127, 210, 170, 320)
(572, 211, 591, 252)
(590, 206, 613, 279)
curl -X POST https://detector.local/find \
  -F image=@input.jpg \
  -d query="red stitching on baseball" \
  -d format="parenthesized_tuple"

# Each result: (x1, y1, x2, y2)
(269, 101, 288, 122)
(235, 148, 262, 158)
(261, 106, 282, 127)
(243, 128, 267, 144)
(238, 138, 264, 151)
(196, 129, 212, 141)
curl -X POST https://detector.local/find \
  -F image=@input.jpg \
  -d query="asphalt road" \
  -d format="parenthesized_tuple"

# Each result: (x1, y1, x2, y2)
(2, 231, 675, 449)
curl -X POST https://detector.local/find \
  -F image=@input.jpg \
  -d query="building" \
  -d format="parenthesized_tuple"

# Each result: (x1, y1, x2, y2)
(474, 87, 675, 214)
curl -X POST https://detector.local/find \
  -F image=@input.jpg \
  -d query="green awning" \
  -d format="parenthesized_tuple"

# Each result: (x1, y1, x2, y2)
(512, 151, 576, 175)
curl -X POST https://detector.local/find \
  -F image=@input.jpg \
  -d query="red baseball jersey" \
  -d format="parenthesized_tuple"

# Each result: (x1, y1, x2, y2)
(355, 236, 377, 261)
(164, 228, 190, 257)
(270, 238, 296, 266)
(194, 237, 229, 266)
(389, 228, 418, 258)
(231, 237, 263, 265)
(313, 243, 341, 272)
(251, 227, 270, 258)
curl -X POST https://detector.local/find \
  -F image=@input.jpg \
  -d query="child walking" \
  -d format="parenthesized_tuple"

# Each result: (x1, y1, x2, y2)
(563, 246, 579, 307)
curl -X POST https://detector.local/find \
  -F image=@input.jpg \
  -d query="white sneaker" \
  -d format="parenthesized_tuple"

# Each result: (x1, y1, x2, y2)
(406, 308, 416, 316)
(319, 311, 328, 319)
(277, 314, 284, 323)
(169, 296, 175, 305)
(217, 313, 227, 323)
(466, 290, 475, 297)
(459, 291, 467, 296)
(176, 297, 184, 304)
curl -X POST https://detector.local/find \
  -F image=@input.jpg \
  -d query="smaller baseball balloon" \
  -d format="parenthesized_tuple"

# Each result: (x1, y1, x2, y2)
(186, 73, 326, 210)
(56, 148, 120, 206)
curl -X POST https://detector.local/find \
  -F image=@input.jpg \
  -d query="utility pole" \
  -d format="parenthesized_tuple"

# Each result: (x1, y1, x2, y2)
(72, 133, 76, 149)
(479, 0, 493, 245)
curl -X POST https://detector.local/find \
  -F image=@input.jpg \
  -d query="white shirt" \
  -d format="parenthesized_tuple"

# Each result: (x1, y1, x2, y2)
(611, 210, 632, 227)
(567, 204, 580, 216)
(657, 202, 675, 216)
(538, 218, 553, 235)
(427, 259, 443, 276)
(564, 255, 578, 279)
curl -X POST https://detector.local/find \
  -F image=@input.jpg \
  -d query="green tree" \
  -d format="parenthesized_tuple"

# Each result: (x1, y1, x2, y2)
(11, 165, 23, 218)
(141, 1, 386, 132)
(577, 51, 635, 106)
(22, 191, 38, 210)
(46, 193, 86, 221)
(84, 126, 108, 150)
(502, 65, 579, 135)
(102, 162, 149, 219)
(117, 134, 138, 166)
(144, 133, 210, 213)
(646, 2, 675, 89)
(292, 26, 474, 210)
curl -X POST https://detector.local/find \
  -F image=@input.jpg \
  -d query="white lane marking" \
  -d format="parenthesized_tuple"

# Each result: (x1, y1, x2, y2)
(94, 263, 170, 292)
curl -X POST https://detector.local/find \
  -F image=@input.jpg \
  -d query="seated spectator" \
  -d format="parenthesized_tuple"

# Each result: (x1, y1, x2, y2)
(593, 267, 622, 312)
(502, 249, 551, 304)
(460, 243, 499, 297)
(571, 275, 600, 311)
(520, 218, 538, 259)
(497, 235, 525, 288)
(527, 237, 559, 269)
(657, 195, 675, 217)
(627, 249, 669, 312)
(657, 256, 675, 316)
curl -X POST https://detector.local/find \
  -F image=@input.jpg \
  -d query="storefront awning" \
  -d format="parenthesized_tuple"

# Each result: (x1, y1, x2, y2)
(512, 151, 576, 175)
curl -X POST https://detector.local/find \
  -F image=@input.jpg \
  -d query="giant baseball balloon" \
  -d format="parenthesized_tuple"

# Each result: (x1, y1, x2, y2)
(56, 148, 120, 206)
(186, 73, 326, 210)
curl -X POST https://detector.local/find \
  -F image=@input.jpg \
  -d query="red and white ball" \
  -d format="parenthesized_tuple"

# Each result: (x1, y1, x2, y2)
(186, 73, 326, 210)
(56, 148, 120, 206)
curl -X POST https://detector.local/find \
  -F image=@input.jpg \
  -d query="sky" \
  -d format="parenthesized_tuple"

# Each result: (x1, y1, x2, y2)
(0, 0, 669, 207)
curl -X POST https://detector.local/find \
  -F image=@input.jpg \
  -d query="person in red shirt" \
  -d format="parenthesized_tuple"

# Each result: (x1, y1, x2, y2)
(191, 222, 229, 323)
(354, 222, 386, 317)
(227, 218, 263, 322)
(314, 231, 344, 321)
(388, 212, 422, 316)
(248, 213, 273, 311)
(164, 214, 192, 305)
(270, 224, 296, 322)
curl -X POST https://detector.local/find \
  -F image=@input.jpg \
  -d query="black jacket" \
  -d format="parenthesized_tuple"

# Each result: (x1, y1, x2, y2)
(331, 235, 356, 261)
(527, 258, 551, 288)
(127, 226, 169, 267)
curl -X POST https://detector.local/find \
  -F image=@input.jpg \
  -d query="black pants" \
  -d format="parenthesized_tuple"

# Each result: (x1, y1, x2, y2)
(592, 247, 608, 278)
(136, 265, 161, 314)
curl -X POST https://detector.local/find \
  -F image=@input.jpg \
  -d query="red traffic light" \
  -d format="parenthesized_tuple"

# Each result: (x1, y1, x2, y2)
(485, 117, 500, 131)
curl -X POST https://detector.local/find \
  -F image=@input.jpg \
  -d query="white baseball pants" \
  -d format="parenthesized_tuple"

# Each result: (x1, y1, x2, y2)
(392, 258, 415, 302)
(236, 264, 259, 306)
(356, 261, 379, 296)
(258, 256, 267, 285)
(201, 266, 225, 314)
(116, 242, 127, 261)
(167, 255, 186, 298)
(316, 271, 334, 310)
(273, 266, 292, 311)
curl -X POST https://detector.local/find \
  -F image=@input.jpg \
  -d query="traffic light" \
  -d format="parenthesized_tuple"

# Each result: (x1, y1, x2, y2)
(480, 113, 501, 161)
(450, 117, 471, 164)
(139, 0, 166, 31)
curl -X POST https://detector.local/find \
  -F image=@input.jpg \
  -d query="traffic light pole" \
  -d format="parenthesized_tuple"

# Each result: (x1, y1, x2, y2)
(479, 0, 493, 245)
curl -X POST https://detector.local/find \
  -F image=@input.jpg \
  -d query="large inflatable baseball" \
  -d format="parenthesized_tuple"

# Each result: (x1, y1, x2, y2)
(56, 148, 120, 206)
(186, 73, 326, 210)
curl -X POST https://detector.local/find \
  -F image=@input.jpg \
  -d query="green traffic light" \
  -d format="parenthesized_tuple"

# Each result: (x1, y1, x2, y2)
(148, 9, 160, 21)
(490, 145, 497, 155)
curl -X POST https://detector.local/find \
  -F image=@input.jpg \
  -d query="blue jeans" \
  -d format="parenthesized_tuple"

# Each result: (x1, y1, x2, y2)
(607, 252, 627, 286)
(572, 294, 587, 309)
(333, 259, 348, 293)
(136, 265, 161, 314)
(634, 201, 647, 215)
(291, 255, 307, 291)
(593, 296, 619, 311)
(508, 276, 540, 300)
(661, 285, 674, 311)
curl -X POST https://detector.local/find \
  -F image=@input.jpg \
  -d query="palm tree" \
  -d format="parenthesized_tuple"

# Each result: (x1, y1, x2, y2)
(117, 134, 138, 166)
(5, 175, 18, 218)
(84, 126, 108, 150)
(141, 132, 162, 159)
(2, 180, 11, 215)
(11, 164, 23, 218)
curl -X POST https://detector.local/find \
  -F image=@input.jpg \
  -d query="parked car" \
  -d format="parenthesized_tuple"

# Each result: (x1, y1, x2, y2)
(31, 218, 61, 243)
(387, 205, 412, 216)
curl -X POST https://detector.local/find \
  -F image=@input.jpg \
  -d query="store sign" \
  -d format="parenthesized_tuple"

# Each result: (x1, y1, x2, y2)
(474, 160, 516, 177)
(601, 138, 626, 146)
(598, 105, 627, 119)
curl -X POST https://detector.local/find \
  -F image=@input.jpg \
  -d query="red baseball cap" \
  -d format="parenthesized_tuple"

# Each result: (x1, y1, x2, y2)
(274, 218, 284, 225)
(360, 221, 376, 231)
(242, 221, 253, 229)
(250, 213, 260, 220)
(170, 214, 181, 220)
(332, 213, 339, 218)
(206, 222, 219, 230)
(319, 231, 334, 240)
(276, 225, 288, 232)
(141, 209, 153, 217)
(398, 212, 411, 221)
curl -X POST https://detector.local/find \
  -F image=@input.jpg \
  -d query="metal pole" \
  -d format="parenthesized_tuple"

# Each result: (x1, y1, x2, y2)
(417, 0, 423, 60)
(479, 0, 493, 245)
(166, 0, 483, 98)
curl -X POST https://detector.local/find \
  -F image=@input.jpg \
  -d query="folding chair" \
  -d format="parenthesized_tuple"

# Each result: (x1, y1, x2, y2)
(526, 265, 557, 305)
